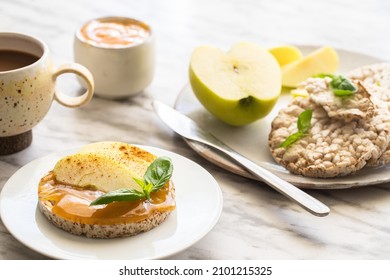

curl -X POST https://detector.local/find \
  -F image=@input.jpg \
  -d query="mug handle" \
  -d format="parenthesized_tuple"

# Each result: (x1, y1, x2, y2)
(52, 63, 94, 108)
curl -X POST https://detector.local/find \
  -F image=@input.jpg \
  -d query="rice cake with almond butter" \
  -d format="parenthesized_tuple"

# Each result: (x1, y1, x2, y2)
(38, 141, 176, 239)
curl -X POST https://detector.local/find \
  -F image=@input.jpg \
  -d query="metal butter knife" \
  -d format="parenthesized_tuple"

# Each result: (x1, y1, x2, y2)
(153, 100, 330, 217)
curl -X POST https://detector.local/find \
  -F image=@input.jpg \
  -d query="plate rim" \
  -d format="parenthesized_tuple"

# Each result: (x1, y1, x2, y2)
(0, 144, 223, 260)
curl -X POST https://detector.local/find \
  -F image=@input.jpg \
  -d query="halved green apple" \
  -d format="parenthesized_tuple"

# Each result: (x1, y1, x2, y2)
(189, 42, 281, 126)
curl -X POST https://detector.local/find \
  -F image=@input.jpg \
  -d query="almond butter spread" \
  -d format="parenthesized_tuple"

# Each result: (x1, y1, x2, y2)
(38, 171, 175, 225)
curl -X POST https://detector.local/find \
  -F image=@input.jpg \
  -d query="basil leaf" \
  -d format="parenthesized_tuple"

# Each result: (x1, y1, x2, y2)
(280, 109, 312, 148)
(90, 188, 145, 206)
(297, 109, 312, 133)
(144, 156, 173, 192)
(312, 73, 335, 79)
(133, 177, 147, 189)
(280, 132, 305, 148)
(315, 73, 357, 97)
(330, 75, 357, 92)
(90, 156, 174, 206)
(141, 182, 152, 199)
(332, 89, 355, 96)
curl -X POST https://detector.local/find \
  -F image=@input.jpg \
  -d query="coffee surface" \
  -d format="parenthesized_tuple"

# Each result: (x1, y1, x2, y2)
(0, 50, 39, 71)
(79, 18, 150, 47)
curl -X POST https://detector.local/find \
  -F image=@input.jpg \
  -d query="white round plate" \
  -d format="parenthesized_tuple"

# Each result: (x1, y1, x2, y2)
(0, 145, 223, 259)
(175, 46, 390, 189)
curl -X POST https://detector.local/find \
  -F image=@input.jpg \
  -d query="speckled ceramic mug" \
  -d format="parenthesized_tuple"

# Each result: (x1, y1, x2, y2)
(0, 32, 94, 155)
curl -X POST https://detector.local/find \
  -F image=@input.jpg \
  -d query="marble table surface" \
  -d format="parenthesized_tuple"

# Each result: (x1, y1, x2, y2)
(1, 0, 390, 260)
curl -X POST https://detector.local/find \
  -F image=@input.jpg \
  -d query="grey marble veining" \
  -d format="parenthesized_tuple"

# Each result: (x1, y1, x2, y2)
(1, 0, 390, 259)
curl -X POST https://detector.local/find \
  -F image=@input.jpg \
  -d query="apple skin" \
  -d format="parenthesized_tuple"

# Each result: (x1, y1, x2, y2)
(189, 68, 278, 126)
(189, 42, 281, 126)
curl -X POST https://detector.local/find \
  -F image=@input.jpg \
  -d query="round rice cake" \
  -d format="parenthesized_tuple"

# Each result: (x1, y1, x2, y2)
(38, 186, 174, 239)
(37, 142, 176, 239)
(269, 93, 390, 178)
(299, 77, 376, 122)
(348, 63, 390, 166)
(348, 63, 390, 109)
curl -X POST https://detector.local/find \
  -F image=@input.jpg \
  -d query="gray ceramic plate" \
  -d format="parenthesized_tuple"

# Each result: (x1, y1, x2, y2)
(174, 46, 390, 189)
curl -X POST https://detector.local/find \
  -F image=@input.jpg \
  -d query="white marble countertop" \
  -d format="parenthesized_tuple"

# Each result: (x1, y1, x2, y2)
(1, 0, 390, 260)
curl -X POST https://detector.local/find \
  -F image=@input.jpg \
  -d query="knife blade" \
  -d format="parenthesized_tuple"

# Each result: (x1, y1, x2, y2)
(152, 100, 330, 217)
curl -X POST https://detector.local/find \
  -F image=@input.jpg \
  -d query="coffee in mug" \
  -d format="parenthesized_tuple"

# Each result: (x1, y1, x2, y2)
(0, 32, 94, 155)
(0, 50, 40, 71)
(74, 17, 155, 99)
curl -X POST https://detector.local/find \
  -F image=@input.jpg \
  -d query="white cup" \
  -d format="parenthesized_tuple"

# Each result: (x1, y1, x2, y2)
(0, 32, 94, 155)
(74, 16, 155, 99)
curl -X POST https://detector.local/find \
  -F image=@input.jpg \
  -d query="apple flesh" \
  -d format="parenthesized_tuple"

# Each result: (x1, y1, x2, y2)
(269, 45, 303, 66)
(53, 142, 151, 193)
(189, 42, 282, 126)
(282, 46, 339, 88)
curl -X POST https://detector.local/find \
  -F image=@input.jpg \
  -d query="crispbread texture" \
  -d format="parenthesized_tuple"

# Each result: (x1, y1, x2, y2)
(348, 63, 390, 166)
(300, 77, 375, 122)
(269, 79, 390, 178)
(348, 63, 390, 110)
(38, 187, 174, 239)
